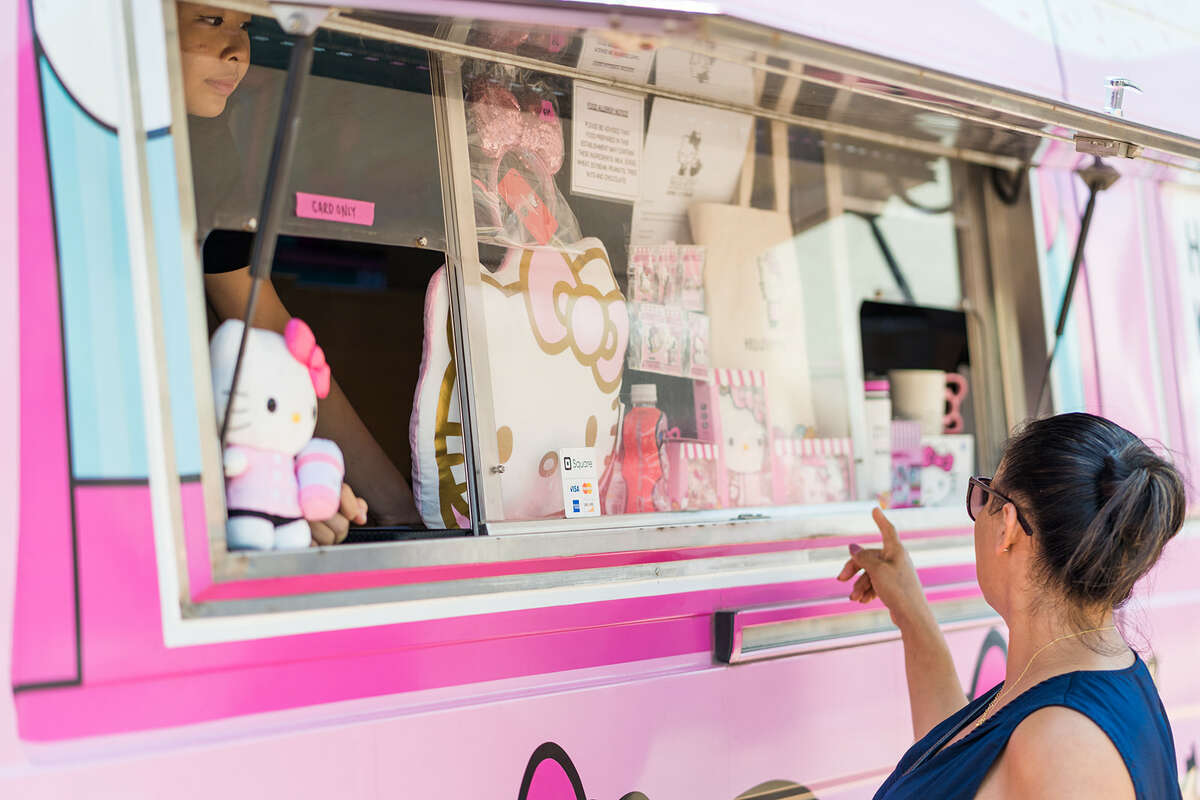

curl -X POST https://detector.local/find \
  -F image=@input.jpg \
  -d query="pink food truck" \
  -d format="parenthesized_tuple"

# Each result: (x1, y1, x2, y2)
(4, 0, 1200, 796)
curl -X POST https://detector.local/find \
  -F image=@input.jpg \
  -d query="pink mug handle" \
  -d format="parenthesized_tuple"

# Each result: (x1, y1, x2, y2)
(943, 373, 969, 434)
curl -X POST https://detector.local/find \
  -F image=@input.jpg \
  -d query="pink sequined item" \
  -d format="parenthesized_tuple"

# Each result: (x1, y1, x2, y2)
(468, 80, 564, 175)
(470, 24, 529, 52)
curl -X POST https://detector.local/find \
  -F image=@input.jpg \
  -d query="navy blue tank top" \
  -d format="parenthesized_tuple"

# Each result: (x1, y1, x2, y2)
(874, 654, 1180, 799)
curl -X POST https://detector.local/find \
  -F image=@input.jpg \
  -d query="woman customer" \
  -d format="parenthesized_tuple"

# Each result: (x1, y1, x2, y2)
(839, 412, 1185, 799)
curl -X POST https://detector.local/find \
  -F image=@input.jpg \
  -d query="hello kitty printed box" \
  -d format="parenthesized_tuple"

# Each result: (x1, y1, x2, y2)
(917, 434, 974, 508)
(694, 368, 775, 507)
(665, 440, 721, 511)
(773, 437, 855, 506)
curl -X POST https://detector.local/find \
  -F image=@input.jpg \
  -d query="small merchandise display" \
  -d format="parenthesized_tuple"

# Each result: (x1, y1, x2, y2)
(773, 437, 855, 506)
(678, 245, 706, 312)
(696, 368, 775, 507)
(627, 303, 687, 376)
(628, 245, 661, 304)
(888, 420, 924, 509)
(626, 243, 711, 380)
(656, 245, 681, 306)
(686, 312, 711, 379)
(917, 434, 974, 508)
(666, 439, 721, 511)
(628, 243, 681, 305)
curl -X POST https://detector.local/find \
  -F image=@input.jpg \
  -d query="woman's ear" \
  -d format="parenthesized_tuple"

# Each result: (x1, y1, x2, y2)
(999, 503, 1023, 553)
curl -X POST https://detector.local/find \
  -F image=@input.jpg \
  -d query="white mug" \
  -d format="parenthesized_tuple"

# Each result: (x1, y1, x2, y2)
(888, 369, 968, 436)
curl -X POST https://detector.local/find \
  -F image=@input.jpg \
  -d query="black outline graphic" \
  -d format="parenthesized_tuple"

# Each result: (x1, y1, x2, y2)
(968, 627, 1008, 700)
(517, 742, 587, 800)
(13, 2, 84, 694)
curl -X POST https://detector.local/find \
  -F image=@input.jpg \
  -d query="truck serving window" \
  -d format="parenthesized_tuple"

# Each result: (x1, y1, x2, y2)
(158, 4, 1040, 626)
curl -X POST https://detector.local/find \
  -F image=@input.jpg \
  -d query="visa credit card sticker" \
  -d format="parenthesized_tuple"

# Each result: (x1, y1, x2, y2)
(559, 447, 601, 518)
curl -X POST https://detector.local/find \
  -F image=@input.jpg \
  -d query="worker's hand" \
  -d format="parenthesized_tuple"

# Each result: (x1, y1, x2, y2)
(309, 482, 367, 546)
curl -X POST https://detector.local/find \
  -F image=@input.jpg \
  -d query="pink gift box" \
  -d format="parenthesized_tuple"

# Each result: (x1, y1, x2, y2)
(773, 437, 855, 505)
(694, 368, 775, 508)
(666, 439, 721, 511)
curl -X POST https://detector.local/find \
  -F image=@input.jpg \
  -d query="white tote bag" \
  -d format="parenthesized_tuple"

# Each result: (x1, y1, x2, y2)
(688, 77, 816, 434)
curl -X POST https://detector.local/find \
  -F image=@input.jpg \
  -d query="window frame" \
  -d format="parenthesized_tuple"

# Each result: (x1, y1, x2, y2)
(152, 1, 1028, 637)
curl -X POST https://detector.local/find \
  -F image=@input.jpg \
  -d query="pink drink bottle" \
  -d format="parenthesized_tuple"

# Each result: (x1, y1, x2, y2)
(620, 384, 669, 513)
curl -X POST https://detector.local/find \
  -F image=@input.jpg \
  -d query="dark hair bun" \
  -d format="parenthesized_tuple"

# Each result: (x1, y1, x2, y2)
(998, 413, 1186, 610)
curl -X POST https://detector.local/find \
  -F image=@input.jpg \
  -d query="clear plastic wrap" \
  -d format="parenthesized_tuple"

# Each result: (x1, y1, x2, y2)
(463, 62, 581, 248)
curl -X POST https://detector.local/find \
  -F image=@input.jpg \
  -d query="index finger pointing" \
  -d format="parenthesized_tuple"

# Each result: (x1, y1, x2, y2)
(872, 506, 902, 558)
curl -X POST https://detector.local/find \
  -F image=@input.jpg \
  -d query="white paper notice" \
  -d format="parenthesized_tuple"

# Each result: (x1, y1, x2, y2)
(576, 32, 655, 85)
(653, 47, 755, 105)
(559, 447, 601, 518)
(571, 83, 644, 203)
(630, 97, 754, 245)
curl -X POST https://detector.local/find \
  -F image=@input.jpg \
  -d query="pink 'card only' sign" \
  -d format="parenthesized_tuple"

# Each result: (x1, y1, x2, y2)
(295, 192, 375, 226)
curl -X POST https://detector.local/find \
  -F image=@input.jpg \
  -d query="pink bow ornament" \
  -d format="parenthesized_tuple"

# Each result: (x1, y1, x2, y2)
(284, 318, 331, 399)
(920, 446, 954, 472)
(469, 80, 564, 175)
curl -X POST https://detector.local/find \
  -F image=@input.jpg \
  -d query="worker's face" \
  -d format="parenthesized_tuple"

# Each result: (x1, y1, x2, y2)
(177, 3, 251, 117)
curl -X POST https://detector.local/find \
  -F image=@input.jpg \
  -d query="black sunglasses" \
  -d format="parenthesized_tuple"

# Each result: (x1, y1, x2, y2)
(966, 476, 1034, 536)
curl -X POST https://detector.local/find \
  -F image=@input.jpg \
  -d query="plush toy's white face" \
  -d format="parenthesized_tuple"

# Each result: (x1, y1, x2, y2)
(210, 320, 317, 455)
(921, 467, 953, 507)
(721, 400, 767, 475)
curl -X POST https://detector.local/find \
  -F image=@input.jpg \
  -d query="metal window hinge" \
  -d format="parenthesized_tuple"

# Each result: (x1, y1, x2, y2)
(1074, 135, 1142, 160)
(1074, 77, 1145, 160)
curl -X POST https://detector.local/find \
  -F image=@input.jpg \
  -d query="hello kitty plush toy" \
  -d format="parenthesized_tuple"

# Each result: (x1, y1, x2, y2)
(210, 318, 345, 550)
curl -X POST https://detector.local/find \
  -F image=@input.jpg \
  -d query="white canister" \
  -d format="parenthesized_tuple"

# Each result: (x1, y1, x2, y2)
(864, 379, 892, 499)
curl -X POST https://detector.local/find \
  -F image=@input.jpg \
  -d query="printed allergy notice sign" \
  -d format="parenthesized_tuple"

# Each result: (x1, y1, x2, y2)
(570, 82, 643, 203)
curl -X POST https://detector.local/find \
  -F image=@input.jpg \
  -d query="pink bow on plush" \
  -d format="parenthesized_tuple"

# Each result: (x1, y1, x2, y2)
(284, 318, 331, 399)
(469, 80, 564, 175)
(920, 446, 954, 472)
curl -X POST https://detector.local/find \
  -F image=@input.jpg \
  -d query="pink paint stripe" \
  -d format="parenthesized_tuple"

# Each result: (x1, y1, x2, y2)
(194, 526, 974, 602)
(57, 483, 986, 738)
(182, 480, 215, 598)
(48, 491, 978, 743)
(37, 565, 980, 740)
(12, 0, 78, 686)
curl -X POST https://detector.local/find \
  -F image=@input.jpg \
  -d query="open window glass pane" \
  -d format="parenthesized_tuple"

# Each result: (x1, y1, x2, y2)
(441, 24, 979, 525)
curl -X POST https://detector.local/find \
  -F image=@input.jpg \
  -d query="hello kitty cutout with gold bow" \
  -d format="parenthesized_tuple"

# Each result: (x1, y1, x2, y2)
(411, 239, 629, 527)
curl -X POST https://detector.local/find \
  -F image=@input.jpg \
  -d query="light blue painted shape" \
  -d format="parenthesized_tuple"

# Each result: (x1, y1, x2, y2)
(1040, 192, 1086, 414)
(147, 136, 203, 476)
(40, 58, 148, 480)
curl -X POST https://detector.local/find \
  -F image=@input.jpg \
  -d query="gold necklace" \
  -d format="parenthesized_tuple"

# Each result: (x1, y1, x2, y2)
(972, 625, 1118, 730)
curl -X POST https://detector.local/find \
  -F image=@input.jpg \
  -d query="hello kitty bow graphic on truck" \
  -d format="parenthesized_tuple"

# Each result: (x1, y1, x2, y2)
(515, 741, 819, 800)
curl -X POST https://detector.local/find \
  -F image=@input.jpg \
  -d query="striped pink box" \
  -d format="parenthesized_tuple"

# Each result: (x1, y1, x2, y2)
(772, 436, 855, 505)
